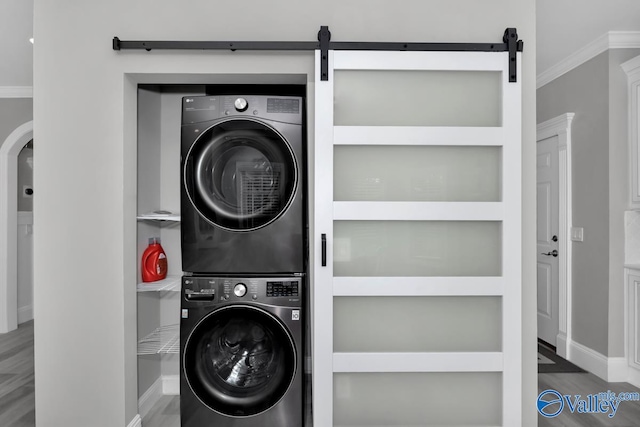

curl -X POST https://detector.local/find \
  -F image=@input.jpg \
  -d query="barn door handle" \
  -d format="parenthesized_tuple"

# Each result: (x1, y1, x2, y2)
(321, 234, 327, 266)
(541, 250, 558, 257)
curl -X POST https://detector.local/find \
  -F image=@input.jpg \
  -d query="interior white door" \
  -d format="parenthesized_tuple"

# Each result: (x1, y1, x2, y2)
(537, 135, 560, 346)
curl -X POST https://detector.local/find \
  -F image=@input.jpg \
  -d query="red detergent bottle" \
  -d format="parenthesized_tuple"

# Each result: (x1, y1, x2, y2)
(141, 237, 168, 282)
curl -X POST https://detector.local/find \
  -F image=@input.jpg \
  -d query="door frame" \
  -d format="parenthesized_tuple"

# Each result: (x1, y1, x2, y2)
(0, 120, 33, 333)
(536, 113, 574, 358)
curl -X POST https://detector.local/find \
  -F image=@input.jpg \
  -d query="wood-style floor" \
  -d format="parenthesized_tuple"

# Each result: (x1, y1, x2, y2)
(538, 372, 640, 426)
(3, 322, 640, 426)
(0, 321, 34, 427)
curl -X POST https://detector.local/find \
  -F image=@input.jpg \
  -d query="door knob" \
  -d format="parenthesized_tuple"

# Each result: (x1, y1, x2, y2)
(552, 235, 558, 242)
(541, 250, 558, 257)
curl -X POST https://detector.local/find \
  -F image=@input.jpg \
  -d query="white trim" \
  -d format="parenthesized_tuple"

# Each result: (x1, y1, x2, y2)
(624, 269, 640, 388)
(137, 375, 180, 420)
(333, 352, 503, 373)
(538, 31, 640, 88)
(628, 364, 640, 389)
(16, 212, 33, 326)
(334, 202, 503, 221)
(0, 121, 33, 333)
(313, 49, 335, 427)
(608, 357, 630, 383)
(333, 50, 505, 71)
(333, 277, 503, 296)
(501, 50, 522, 426)
(567, 340, 631, 383)
(17, 304, 33, 324)
(569, 340, 609, 380)
(334, 425, 501, 427)
(126, 414, 142, 427)
(0, 86, 33, 98)
(162, 374, 179, 395)
(537, 114, 575, 142)
(537, 113, 574, 359)
(334, 126, 503, 146)
(622, 55, 640, 77)
(138, 377, 162, 419)
(622, 58, 640, 208)
(628, 271, 640, 370)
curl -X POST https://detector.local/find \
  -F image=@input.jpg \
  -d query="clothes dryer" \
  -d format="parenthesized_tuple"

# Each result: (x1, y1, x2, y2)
(180, 275, 303, 427)
(181, 95, 305, 274)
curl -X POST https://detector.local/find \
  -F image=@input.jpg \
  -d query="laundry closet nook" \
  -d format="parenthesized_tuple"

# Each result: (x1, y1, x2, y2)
(134, 79, 312, 423)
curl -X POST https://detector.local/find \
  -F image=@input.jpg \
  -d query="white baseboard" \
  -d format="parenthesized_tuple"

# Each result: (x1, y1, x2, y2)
(138, 377, 163, 419)
(569, 340, 638, 383)
(17, 305, 33, 324)
(163, 375, 180, 395)
(556, 333, 568, 359)
(608, 357, 630, 382)
(0, 86, 33, 98)
(139, 375, 180, 420)
(126, 414, 142, 427)
(569, 340, 609, 380)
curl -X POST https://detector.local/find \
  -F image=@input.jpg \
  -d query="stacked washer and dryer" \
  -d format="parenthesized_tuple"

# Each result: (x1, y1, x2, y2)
(179, 94, 306, 427)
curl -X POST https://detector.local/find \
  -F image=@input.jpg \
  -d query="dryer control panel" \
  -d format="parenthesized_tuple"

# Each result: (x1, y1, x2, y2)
(182, 95, 303, 125)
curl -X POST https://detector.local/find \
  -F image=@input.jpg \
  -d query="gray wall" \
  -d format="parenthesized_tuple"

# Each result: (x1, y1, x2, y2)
(0, 0, 33, 87)
(0, 98, 33, 148)
(538, 52, 611, 356)
(33, 0, 537, 425)
(537, 48, 640, 358)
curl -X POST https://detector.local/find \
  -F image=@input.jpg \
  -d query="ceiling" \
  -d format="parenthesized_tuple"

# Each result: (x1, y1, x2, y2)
(1, 0, 33, 87)
(537, 0, 640, 74)
(2, 1, 640, 88)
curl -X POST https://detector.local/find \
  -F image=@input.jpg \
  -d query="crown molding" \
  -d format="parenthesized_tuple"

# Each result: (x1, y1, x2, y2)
(0, 86, 33, 98)
(537, 31, 640, 89)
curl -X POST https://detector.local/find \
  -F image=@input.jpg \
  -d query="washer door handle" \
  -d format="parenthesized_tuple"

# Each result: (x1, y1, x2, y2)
(321, 234, 327, 267)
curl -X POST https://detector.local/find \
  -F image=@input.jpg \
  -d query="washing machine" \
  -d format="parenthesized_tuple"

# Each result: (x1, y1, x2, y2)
(180, 275, 303, 427)
(181, 95, 306, 274)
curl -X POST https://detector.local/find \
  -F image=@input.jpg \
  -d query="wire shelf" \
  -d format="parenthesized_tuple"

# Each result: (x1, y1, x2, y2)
(138, 324, 180, 355)
(136, 211, 181, 222)
(137, 275, 181, 292)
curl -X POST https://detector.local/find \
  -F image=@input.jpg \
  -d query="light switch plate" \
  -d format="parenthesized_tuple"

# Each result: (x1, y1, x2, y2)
(571, 227, 584, 242)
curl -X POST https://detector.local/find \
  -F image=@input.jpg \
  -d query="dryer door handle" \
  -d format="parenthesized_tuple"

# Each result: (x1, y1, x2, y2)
(321, 234, 327, 267)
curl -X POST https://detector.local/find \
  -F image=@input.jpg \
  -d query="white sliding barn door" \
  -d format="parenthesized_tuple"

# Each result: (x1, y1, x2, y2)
(314, 49, 522, 426)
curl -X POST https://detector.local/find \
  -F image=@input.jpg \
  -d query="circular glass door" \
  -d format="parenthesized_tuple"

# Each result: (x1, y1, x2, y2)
(184, 118, 297, 231)
(183, 305, 297, 417)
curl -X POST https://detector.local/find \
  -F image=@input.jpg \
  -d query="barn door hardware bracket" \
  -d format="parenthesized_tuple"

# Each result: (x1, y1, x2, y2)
(318, 26, 331, 81)
(503, 28, 523, 82)
(112, 26, 523, 83)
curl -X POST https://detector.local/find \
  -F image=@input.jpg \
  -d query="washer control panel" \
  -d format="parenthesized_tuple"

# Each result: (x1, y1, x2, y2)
(267, 280, 299, 297)
(233, 283, 247, 297)
(183, 276, 302, 305)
